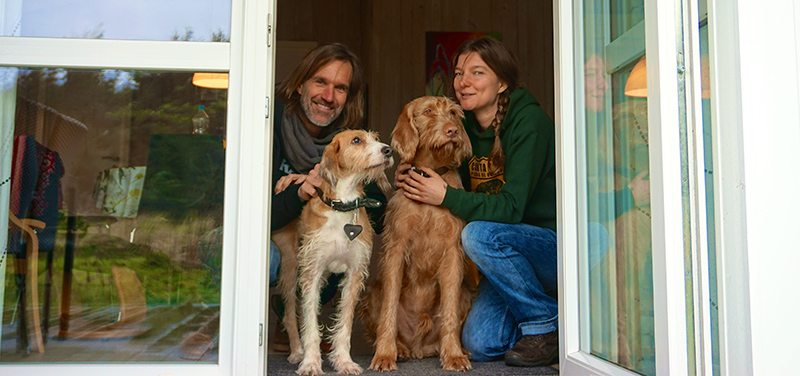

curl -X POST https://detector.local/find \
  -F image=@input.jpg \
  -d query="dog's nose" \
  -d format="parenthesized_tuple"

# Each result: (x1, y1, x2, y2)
(445, 124, 459, 138)
(381, 145, 393, 157)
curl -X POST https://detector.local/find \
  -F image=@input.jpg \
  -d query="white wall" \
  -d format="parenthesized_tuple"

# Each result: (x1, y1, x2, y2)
(715, 0, 800, 374)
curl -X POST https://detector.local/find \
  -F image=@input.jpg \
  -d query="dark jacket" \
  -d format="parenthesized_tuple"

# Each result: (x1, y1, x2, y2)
(270, 101, 387, 232)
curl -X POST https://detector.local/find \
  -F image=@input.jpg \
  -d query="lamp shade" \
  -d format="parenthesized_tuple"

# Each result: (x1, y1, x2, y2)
(624, 55, 648, 97)
(192, 72, 229, 89)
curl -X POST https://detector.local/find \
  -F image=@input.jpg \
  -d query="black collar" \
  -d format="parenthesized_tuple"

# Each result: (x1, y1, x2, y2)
(314, 187, 383, 212)
(406, 165, 452, 178)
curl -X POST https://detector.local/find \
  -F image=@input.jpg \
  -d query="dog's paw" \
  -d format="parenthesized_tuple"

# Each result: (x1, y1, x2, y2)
(334, 360, 363, 375)
(288, 350, 304, 364)
(441, 353, 472, 372)
(296, 356, 324, 376)
(368, 355, 398, 372)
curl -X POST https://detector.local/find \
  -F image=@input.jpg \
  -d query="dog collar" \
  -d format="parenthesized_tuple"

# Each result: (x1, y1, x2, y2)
(407, 165, 452, 178)
(314, 187, 383, 212)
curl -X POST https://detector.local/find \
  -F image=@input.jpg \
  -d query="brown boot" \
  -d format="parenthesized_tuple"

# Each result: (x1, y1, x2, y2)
(504, 331, 559, 367)
(272, 322, 290, 353)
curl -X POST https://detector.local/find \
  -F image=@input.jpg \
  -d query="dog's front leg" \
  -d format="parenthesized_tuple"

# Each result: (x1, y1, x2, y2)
(437, 247, 472, 371)
(328, 264, 367, 375)
(297, 267, 325, 376)
(277, 248, 303, 363)
(369, 243, 405, 371)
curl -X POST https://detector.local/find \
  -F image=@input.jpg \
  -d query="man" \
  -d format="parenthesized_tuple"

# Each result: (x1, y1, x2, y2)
(268, 43, 383, 351)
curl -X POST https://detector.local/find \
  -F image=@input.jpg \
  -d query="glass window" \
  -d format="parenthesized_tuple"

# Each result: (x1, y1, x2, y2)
(4, 0, 231, 41)
(0, 66, 227, 363)
(581, 0, 654, 374)
(698, 1, 719, 374)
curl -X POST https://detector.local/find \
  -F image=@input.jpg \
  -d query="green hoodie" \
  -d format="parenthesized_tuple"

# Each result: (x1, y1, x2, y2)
(441, 88, 556, 232)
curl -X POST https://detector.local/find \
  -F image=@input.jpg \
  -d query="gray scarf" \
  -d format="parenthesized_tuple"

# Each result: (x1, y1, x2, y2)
(280, 110, 341, 174)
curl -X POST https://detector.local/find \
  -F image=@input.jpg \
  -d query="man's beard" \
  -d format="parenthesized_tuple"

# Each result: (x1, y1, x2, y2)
(300, 91, 344, 127)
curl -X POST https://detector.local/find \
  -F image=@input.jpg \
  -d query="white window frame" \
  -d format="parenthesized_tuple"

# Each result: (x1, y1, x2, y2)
(0, 0, 275, 375)
(556, 0, 695, 374)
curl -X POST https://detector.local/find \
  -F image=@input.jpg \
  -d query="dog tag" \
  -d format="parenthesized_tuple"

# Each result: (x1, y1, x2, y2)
(343, 224, 362, 240)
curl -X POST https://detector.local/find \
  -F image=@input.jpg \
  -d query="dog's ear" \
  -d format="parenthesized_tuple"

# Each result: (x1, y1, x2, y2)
(391, 101, 419, 162)
(319, 137, 341, 186)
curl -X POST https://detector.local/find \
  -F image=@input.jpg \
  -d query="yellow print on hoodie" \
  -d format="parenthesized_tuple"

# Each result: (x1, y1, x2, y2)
(468, 156, 505, 195)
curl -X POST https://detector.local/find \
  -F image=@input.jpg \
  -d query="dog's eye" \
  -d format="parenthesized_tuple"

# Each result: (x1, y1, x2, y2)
(424, 109, 432, 115)
(351, 137, 362, 145)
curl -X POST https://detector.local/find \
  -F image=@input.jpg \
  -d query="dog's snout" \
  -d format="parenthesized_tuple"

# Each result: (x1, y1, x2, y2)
(445, 123, 459, 138)
(381, 145, 393, 157)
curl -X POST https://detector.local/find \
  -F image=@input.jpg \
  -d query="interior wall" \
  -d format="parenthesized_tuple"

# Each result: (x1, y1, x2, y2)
(276, 0, 554, 143)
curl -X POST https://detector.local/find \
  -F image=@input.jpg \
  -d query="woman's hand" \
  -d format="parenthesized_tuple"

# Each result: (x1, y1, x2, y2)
(402, 166, 447, 206)
(297, 164, 322, 201)
(394, 162, 412, 190)
(629, 169, 650, 206)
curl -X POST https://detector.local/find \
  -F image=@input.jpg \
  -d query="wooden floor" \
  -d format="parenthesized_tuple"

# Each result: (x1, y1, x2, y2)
(1, 303, 220, 363)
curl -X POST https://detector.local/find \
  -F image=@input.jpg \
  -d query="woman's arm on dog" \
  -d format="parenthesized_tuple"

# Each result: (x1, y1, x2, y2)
(393, 162, 412, 190)
(401, 167, 448, 206)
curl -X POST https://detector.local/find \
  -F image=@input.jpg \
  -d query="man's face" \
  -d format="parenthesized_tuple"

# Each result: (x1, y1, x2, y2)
(298, 60, 353, 127)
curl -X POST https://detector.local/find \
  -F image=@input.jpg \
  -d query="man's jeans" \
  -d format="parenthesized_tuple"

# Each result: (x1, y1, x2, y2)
(269, 241, 341, 317)
(460, 221, 558, 361)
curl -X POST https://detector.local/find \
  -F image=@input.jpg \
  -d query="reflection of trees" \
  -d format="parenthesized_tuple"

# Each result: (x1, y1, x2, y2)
(15, 67, 227, 217)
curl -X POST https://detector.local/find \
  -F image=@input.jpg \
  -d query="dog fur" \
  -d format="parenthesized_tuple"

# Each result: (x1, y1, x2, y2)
(272, 129, 393, 376)
(360, 96, 479, 372)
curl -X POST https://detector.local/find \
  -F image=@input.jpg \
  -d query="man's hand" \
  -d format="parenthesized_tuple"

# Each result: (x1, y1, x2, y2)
(275, 174, 308, 194)
(297, 164, 323, 202)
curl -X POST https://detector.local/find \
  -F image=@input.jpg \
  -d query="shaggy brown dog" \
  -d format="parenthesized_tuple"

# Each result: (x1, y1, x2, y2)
(272, 129, 393, 376)
(360, 96, 479, 372)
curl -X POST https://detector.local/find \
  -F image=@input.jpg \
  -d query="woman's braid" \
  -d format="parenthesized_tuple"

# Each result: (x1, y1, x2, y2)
(487, 94, 510, 176)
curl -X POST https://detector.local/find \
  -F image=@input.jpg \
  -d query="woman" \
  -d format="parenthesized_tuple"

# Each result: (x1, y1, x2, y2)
(397, 37, 558, 367)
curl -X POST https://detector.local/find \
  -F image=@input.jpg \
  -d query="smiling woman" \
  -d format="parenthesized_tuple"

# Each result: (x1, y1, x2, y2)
(13, 0, 231, 41)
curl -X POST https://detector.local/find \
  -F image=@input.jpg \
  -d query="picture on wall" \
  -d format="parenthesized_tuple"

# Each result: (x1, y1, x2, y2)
(425, 32, 502, 96)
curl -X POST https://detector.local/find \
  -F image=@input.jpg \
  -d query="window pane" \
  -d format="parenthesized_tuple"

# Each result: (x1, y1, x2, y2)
(582, 0, 655, 374)
(698, 2, 719, 374)
(0, 66, 227, 363)
(4, 0, 230, 41)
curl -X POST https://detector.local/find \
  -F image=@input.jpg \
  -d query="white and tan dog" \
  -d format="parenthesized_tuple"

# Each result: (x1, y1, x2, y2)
(272, 129, 393, 376)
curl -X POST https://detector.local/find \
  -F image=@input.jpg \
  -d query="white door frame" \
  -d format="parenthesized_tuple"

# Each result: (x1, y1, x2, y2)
(0, 0, 274, 375)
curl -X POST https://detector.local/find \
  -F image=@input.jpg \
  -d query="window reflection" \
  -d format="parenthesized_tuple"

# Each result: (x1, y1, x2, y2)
(9, 0, 230, 41)
(583, 1, 655, 374)
(1, 67, 227, 363)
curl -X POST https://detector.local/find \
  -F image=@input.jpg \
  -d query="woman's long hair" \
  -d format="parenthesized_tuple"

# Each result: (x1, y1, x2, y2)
(277, 43, 365, 129)
(450, 37, 520, 176)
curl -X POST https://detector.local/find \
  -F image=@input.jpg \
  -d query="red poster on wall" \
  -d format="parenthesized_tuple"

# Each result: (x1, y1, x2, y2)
(425, 32, 502, 96)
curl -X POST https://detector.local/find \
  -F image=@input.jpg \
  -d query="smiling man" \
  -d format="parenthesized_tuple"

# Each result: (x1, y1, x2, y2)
(268, 43, 383, 353)
(272, 43, 365, 215)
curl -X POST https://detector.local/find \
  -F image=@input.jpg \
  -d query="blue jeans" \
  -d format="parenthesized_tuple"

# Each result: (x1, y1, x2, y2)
(460, 221, 558, 361)
(269, 241, 341, 317)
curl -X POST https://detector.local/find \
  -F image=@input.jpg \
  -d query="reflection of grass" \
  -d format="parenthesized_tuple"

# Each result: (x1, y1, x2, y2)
(3, 212, 222, 325)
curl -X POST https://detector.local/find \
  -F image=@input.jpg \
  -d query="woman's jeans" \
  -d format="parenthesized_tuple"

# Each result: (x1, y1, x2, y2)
(461, 221, 558, 361)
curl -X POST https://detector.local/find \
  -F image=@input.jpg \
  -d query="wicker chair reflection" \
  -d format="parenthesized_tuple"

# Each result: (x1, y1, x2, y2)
(8, 212, 46, 353)
(58, 265, 150, 339)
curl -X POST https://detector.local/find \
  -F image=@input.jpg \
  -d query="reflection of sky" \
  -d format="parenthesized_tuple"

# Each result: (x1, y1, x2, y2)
(21, 0, 231, 41)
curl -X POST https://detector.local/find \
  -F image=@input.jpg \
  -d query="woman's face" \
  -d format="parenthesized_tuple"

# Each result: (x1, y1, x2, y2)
(584, 55, 609, 112)
(453, 52, 508, 120)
